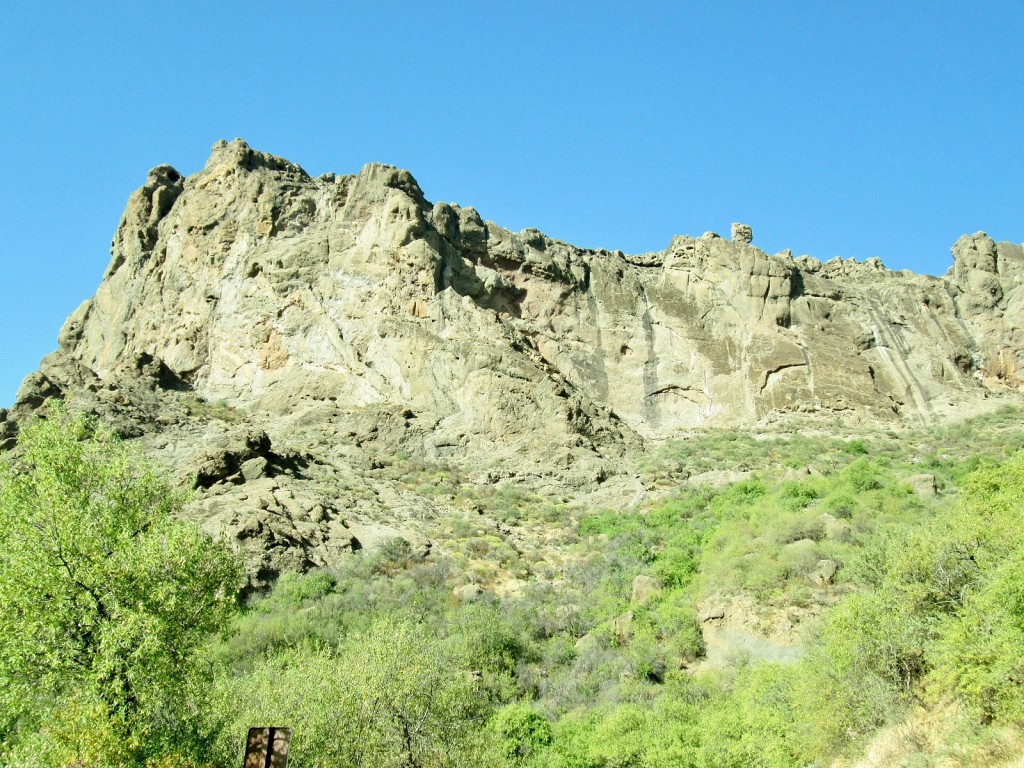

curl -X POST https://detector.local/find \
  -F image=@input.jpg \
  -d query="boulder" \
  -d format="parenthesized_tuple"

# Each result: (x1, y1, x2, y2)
(907, 473, 937, 497)
(731, 222, 753, 244)
(812, 559, 839, 586)
(631, 574, 662, 604)
(613, 611, 633, 645)
(241, 456, 268, 482)
(700, 604, 727, 622)
(819, 513, 852, 542)
(454, 584, 485, 602)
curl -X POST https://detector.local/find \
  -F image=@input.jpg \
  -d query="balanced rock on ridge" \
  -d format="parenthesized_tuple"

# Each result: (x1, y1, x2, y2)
(731, 222, 753, 244)
(5, 139, 1023, 585)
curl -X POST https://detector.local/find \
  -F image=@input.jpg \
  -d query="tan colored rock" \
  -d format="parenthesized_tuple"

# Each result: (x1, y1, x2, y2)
(731, 223, 753, 244)
(7, 139, 1023, 587)
(454, 584, 485, 602)
(700, 604, 727, 622)
(812, 558, 839, 586)
(43, 140, 1023, 438)
(240, 456, 268, 482)
(631, 574, 662, 604)
(574, 632, 598, 653)
(907, 473, 938, 497)
(819, 513, 852, 542)
(950, 233, 1024, 391)
(613, 611, 633, 645)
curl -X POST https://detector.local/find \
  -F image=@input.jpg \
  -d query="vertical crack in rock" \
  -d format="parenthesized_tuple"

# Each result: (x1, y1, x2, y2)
(6, 139, 1022, 585)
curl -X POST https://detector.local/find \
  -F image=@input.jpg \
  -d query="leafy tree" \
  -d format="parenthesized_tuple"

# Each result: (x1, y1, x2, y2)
(929, 548, 1024, 724)
(487, 703, 552, 764)
(695, 664, 805, 768)
(0, 403, 242, 754)
(923, 453, 1024, 724)
(205, 616, 495, 768)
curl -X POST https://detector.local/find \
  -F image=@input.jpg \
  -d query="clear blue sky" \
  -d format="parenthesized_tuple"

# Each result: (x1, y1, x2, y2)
(2, 2, 1022, 408)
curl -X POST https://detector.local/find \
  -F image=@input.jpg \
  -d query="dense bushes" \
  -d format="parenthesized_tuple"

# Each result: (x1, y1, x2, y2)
(515, 433, 1024, 766)
(3, 406, 1024, 766)
(196, 441, 1023, 768)
(203, 618, 496, 768)
(0, 405, 242, 767)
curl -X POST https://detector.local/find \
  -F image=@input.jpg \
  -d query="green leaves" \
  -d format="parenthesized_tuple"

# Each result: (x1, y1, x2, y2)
(805, 451, 1024, 734)
(205, 617, 492, 768)
(488, 704, 552, 763)
(929, 548, 1024, 724)
(4, 405, 1022, 766)
(0, 403, 243, 761)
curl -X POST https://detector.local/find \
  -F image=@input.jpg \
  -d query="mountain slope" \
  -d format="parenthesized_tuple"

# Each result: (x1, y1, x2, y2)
(1, 139, 1021, 586)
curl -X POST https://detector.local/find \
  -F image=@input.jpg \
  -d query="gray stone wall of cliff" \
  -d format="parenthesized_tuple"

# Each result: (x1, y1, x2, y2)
(2, 139, 1020, 587)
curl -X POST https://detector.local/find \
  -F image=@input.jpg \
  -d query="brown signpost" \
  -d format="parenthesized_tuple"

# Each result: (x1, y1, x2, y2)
(243, 727, 292, 768)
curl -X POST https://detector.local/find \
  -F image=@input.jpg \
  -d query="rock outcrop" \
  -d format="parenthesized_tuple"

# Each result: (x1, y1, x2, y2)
(4, 139, 1022, 585)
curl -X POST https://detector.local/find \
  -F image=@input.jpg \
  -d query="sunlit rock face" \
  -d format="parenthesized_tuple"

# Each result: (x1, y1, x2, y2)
(51, 140, 1024, 430)
(5, 139, 1021, 586)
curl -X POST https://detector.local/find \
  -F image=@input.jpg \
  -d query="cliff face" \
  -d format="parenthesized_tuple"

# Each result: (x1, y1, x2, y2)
(2, 140, 1021, 585)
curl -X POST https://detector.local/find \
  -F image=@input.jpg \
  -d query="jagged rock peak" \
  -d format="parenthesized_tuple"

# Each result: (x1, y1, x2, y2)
(203, 138, 310, 178)
(3, 140, 1022, 587)
(18, 139, 1024, 439)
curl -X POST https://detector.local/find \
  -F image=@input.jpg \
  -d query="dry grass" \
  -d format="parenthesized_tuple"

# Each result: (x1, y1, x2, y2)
(834, 702, 1024, 768)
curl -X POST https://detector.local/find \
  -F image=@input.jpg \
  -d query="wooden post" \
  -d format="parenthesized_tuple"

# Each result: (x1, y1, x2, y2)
(243, 727, 292, 768)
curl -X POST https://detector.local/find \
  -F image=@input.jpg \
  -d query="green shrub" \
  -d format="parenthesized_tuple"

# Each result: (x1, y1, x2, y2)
(489, 704, 552, 763)
(772, 512, 826, 544)
(929, 548, 1024, 724)
(204, 618, 494, 768)
(579, 510, 643, 538)
(271, 570, 339, 603)
(842, 457, 885, 491)
(373, 537, 419, 574)
(651, 529, 701, 588)
(821, 490, 858, 520)
(779, 481, 820, 510)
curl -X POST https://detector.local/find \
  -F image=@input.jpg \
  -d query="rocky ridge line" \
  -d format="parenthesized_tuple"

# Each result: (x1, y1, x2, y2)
(1, 139, 1021, 587)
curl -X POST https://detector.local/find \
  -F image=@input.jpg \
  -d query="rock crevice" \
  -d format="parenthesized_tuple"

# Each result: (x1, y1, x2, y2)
(6, 140, 1022, 585)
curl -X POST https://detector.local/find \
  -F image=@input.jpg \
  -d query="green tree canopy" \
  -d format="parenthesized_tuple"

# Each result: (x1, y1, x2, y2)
(0, 403, 243, 735)
(205, 616, 494, 768)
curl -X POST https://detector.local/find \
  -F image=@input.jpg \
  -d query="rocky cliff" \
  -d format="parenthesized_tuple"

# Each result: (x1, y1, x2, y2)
(2, 140, 1021, 586)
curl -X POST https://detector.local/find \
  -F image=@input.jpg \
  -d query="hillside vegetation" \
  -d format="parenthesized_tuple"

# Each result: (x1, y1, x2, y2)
(2, 405, 1024, 767)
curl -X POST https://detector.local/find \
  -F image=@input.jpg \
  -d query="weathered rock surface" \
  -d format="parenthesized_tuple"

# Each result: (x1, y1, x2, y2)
(631, 574, 662, 605)
(731, 223, 753, 244)
(5, 139, 1023, 585)
(907, 473, 938, 497)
